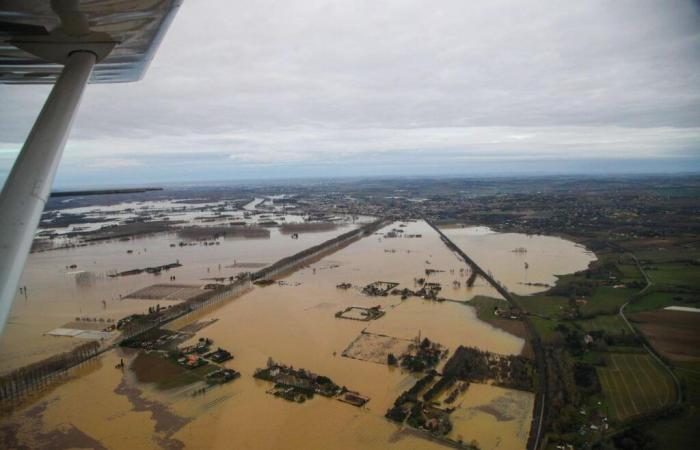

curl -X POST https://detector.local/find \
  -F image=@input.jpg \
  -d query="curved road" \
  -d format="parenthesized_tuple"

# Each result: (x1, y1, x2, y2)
(618, 252, 682, 408)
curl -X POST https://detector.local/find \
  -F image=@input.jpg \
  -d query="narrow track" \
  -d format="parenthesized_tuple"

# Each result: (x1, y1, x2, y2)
(618, 252, 682, 409)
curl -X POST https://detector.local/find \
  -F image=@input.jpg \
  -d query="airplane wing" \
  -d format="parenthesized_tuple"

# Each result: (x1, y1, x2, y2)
(0, 0, 182, 336)
(1, 0, 181, 83)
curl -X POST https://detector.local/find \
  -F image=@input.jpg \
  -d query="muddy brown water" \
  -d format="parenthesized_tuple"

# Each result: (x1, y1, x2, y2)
(0, 225, 358, 372)
(442, 226, 596, 295)
(1, 220, 595, 449)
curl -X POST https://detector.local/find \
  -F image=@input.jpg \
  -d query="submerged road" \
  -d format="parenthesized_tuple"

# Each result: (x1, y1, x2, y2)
(425, 220, 547, 450)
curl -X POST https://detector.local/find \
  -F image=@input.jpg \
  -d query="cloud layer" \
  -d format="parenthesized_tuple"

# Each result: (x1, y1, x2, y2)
(1, 0, 699, 185)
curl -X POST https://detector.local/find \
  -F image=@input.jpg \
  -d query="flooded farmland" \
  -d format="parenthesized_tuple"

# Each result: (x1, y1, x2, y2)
(1, 218, 596, 450)
(1, 217, 360, 372)
(442, 226, 597, 295)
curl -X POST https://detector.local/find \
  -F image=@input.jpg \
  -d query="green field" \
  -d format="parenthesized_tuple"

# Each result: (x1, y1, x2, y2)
(597, 352, 676, 422)
(625, 291, 700, 314)
(517, 294, 569, 317)
(647, 361, 700, 449)
(635, 247, 700, 265)
(576, 315, 629, 335)
(580, 287, 637, 315)
(615, 259, 644, 283)
(467, 295, 508, 320)
(530, 316, 559, 342)
(646, 263, 700, 289)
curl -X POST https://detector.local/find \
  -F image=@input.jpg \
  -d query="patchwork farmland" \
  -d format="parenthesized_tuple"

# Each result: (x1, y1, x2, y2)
(597, 352, 676, 422)
(577, 315, 629, 336)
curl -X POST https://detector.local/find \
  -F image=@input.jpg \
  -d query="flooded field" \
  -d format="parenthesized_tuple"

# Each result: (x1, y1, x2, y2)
(442, 226, 596, 295)
(445, 383, 534, 448)
(1, 219, 595, 450)
(1, 224, 358, 372)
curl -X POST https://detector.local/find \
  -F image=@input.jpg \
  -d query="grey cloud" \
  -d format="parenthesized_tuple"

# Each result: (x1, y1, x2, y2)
(0, 0, 699, 184)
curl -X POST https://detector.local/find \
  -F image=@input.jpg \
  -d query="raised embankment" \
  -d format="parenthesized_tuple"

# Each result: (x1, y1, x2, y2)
(252, 218, 388, 281)
(425, 220, 548, 450)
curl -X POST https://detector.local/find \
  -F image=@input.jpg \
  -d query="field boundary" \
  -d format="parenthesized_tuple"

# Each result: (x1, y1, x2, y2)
(618, 251, 682, 410)
(598, 351, 676, 422)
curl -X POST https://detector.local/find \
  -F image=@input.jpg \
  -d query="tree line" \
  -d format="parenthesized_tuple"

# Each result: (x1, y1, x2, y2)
(0, 340, 100, 403)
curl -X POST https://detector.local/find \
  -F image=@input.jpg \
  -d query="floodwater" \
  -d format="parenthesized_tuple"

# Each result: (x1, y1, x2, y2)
(1, 220, 594, 450)
(442, 226, 596, 295)
(0, 224, 358, 372)
(445, 382, 534, 449)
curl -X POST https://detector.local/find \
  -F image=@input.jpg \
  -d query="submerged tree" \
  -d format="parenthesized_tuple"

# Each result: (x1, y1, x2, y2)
(387, 353, 398, 366)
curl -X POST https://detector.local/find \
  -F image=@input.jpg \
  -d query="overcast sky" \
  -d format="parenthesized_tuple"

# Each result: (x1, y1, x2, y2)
(1, 0, 699, 187)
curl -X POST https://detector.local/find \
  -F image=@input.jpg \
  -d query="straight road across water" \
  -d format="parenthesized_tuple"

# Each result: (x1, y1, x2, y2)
(425, 220, 547, 450)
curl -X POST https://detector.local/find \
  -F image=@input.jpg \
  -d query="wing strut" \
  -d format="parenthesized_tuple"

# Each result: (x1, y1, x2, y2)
(0, 50, 96, 334)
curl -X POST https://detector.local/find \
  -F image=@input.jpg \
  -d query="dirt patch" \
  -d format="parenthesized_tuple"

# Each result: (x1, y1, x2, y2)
(126, 284, 202, 301)
(58, 321, 109, 331)
(342, 332, 412, 364)
(131, 352, 186, 383)
(631, 310, 700, 362)
(129, 351, 216, 390)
